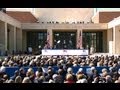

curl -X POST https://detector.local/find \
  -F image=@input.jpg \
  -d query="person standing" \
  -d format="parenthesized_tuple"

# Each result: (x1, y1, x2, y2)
(28, 47, 33, 55)
(90, 45, 95, 55)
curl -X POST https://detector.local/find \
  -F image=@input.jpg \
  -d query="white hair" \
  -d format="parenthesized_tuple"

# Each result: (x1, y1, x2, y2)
(0, 66, 6, 73)
(78, 68, 83, 72)
(102, 68, 107, 73)
(52, 74, 58, 80)
(22, 77, 31, 83)
(35, 71, 40, 77)
(91, 67, 95, 71)
(49, 79, 55, 83)
(76, 79, 88, 83)
(67, 67, 73, 74)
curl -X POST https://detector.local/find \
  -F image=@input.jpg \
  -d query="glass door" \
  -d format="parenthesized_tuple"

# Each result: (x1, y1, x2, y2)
(83, 32, 103, 52)
(27, 31, 47, 52)
(53, 31, 76, 49)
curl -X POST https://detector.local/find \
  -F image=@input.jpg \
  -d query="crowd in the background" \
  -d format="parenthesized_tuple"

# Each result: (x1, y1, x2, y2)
(0, 54, 120, 83)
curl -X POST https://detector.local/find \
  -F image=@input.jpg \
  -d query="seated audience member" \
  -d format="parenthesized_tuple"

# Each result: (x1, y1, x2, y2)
(22, 77, 32, 83)
(64, 74, 75, 83)
(15, 76, 22, 83)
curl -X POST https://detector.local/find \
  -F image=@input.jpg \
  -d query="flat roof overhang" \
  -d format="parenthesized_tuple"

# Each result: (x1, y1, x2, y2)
(0, 11, 21, 28)
(21, 23, 108, 31)
(108, 16, 120, 29)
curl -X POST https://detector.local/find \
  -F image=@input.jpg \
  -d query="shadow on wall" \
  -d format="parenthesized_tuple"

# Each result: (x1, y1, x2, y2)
(0, 44, 5, 56)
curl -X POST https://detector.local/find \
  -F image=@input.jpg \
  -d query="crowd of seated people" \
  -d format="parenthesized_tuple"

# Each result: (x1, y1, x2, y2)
(0, 54, 120, 83)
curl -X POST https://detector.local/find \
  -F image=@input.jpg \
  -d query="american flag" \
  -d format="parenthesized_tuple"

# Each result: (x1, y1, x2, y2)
(77, 31, 82, 49)
(46, 32, 50, 48)
(47, 32, 50, 42)
(44, 32, 50, 49)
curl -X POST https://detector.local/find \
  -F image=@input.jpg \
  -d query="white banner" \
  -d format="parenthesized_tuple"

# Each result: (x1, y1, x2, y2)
(42, 49, 89, 55)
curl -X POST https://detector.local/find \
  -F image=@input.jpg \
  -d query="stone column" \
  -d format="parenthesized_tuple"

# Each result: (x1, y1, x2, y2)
(5, 22, 7, 51)
(113, 26, 116, 54)
(14, 27, 16, 52)
(107, 28, 113, 54)
(114, 26, 120, 54)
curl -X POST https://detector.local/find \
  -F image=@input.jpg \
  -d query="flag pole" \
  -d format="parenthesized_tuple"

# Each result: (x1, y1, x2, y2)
(77, 30, 80, 49)
(80, 29, 83, 49)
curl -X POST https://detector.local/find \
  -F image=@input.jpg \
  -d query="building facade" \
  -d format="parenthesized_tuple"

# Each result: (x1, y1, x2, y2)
(0, 8, 120, 55)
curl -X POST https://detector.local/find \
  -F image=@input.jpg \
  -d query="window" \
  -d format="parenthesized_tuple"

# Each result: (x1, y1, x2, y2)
(83, 32, 103, 52)
(27, 31, 47, 51)
(53, 31, 76, 49)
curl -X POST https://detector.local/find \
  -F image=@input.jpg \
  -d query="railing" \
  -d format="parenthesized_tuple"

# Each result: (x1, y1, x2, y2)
(5, 66, 109, 77)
